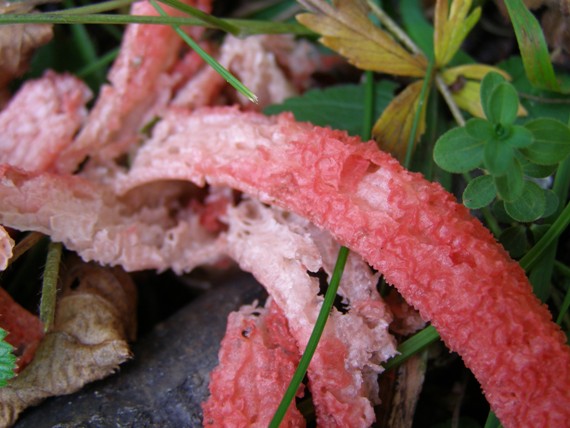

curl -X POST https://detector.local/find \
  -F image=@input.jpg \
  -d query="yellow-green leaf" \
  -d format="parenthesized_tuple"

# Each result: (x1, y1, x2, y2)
(297, 0, 426, 77)
(372, 80, 428, 161)
(434, 0, 481, 67)
(441, 66, 527, 118)
(443, 64, 510, 82)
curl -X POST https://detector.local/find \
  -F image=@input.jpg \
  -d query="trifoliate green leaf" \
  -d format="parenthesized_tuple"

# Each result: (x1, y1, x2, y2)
(521, 161, 557, 179)
(504, 180, 546, 222)
(481, 72, 507, 119)
(462, 174, 496, 209)
(520, 118, 570, 165)
(505, 125, 533, 148)
(487, 82, 519, 126)
(543, 189, 559, 218)
(498, 57, 570, 122)
(465, 118, 494, 140)
(494, 158, 524, 202)
(433, 127, 484, 173)
(484, 137, 514, 176)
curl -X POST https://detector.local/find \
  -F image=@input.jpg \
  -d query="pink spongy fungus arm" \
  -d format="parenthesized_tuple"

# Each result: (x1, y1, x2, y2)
(118, 107, 570, 428)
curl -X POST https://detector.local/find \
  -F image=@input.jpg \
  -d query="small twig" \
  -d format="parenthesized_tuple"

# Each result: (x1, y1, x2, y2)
(519, 93, 570, 104)
(7, 232, 44, 268)
(366, 0, 423, 55)
(435, 74, 465, 127)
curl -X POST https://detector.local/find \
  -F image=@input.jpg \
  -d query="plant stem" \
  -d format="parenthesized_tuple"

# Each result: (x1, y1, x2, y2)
(435, 74, 465, 126)
(268, 246, 350, 427)
(76, 47, 119, 78)
(366, 0, 422, 55)
(6, 232, 43, 268)
(270, 69, 376, 428)
(65, 0, 105, 86)
(520, 200, 570, 272)
(150, 0, 258, 103)
(484, 411, 503, 428)
(157, 0, 240, 35)
(51, 0, 136, 15)
(39, 241, 63, 333)
(555, 282, 570, 326)
(382, 325, 440, 371)
(0, 13, 313, 35)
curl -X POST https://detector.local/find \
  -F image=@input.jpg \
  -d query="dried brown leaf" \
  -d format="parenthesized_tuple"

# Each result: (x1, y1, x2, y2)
(297, 0, 426, 77)
(372, 80, 428, 161)
(0, 2, 53, 91)
(0, 258, 137, 427)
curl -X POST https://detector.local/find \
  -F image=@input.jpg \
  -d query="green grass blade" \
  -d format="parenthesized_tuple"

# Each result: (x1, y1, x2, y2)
(484, 410, 503, 428)
(52, 0, 136, 15)
(270, 70, 376, 427)
(503, 0, 561, 92)
(149, 0, 257, 103)
(382, 325, 440, 371)
(64, 0, 105, 86)
(76, 47, 119, 78)
(157, 0, 240, 35)
(520, 200, 570, 272)
(39, 241, 63, 333)
(556, 282, 570, 326)
(0, 13, 312, 35)
(268, 246, 350, 428)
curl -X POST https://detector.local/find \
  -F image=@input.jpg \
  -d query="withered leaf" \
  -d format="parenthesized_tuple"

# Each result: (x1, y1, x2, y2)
(297, 0, 426, 77)
(372, 80, 428, 162)
(0, 2, 53, 92)
(441, 64, 526, 118)
(0, 258, 137, 427)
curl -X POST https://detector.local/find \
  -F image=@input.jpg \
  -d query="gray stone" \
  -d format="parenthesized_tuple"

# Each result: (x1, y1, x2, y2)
(15, 273, 265, 428)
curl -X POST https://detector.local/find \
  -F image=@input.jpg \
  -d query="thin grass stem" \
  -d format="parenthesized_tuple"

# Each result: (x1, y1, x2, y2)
(0, 13, 312, 35)
(366, 0, 422, 55)
(435, 74, 465, 127)
(76, 47, 118, 78)
(270, 69, 377, 428)
(150, 0, 257, 103)
(157, 0, 240, 35)
(382, 325, 440, 371)
(520, 200, 570, 272)
(268, 246, 350, 427)
(52, 0, 136, 15)
(65, 0, 105, 85)
(555, 283, 570, 326)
